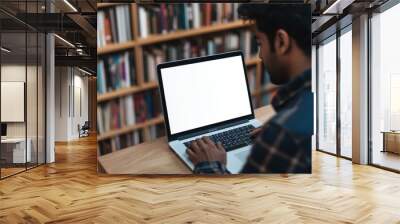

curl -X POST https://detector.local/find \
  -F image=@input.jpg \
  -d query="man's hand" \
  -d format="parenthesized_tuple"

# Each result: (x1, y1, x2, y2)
(186, 136, 227, 166)
(250, 128, 262, 139)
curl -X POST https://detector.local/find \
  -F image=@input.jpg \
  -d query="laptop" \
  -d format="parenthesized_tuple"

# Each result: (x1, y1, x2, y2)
(157, 51, 262, 174)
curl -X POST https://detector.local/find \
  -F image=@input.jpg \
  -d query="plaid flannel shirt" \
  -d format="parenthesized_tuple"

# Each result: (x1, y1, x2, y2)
(194, 69, 313, 174)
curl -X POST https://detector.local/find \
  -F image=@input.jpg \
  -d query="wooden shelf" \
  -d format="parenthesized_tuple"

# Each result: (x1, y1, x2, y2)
(97, 81, 158, 103)
(98, 20, 253, 55)
(97, 3, 125, 9)
(98, 115, 164, 141)
(136, 20, 252, 46)
(246, 57, 261, 66)
(98, 41, 138, 55)
(97, 57, 261, 103)
(254, 84, 278, 96)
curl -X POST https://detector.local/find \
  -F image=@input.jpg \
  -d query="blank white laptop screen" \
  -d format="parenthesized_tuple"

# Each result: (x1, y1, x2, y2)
(160, 55, 252, 135)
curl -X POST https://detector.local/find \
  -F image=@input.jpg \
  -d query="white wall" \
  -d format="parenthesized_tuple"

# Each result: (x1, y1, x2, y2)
(1, 65, 26, 138)
(1, 65, 40, 137)
(55, 66, 69, 141)
(54, 67, 89, 141)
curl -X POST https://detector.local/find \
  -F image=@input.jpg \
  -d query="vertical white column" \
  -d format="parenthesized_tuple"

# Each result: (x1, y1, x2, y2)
(352, 14, 369, 164)
(46, 33, 55, 163)
(312, 45, 317, 150)
(45, 0, 55, 163)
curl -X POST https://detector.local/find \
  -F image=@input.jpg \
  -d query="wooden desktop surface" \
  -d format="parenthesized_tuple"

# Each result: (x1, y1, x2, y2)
(98, 105, 276, 174)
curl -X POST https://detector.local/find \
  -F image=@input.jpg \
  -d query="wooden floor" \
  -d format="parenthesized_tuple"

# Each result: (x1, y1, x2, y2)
(1, 167, 26, 178)
(372, 150, 400, 171)
(1, 135, 400, 223)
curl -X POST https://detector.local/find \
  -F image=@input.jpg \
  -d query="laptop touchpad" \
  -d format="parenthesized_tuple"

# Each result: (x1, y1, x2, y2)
(235, 150, 251, 162)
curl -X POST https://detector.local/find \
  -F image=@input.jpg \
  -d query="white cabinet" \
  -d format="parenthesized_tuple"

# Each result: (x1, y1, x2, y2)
(1, 138, 32, 163)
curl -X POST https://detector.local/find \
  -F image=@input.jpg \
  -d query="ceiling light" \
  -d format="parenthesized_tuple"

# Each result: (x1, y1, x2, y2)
(323, 0, 344, 15)
(1, 47, 11, 53)
(54, 34, 75, 48)
(78, 67, 92, 76)
(322, 0, 355, 15)
(63, 0, 78, 12)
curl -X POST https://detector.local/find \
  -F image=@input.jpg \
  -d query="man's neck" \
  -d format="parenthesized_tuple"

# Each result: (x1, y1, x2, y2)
(287, 53, 311, 81)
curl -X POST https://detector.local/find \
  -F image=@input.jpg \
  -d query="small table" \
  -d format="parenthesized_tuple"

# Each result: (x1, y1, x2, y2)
(98, 105, 276, 174)
(381, 131, 400, 154)
(1, 138, 32, 166)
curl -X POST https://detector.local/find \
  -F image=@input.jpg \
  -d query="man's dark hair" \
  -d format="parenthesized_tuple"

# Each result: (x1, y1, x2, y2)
(238, 4, 311, 57)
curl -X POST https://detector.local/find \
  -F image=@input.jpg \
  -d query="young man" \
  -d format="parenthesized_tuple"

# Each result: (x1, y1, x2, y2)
(186, 4, 313, 174)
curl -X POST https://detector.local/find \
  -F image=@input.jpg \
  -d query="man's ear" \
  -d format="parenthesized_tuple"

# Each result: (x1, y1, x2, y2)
(274, 29, 291, 56)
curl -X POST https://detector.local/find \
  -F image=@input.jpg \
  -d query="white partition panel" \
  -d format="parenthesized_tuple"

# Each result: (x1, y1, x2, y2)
(1, 82, 25, 122)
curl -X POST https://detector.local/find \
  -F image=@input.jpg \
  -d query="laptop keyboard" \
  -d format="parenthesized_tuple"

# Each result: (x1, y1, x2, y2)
(184, 125, 255, 152)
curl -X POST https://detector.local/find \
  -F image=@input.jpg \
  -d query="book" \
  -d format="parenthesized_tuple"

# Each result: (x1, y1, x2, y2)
(97, 60, 107, 94)
(97, 51, 136, 94)
(97, 11, 106, 47)
(98, 130, 144, 155)
(142, 31, 258, 80)
(247, 67, 256, 94)
(138, 6, 149, 38)
(97, 90, 162, 135)
(137, 3, 240, 38)
(148, 124, 166, 141)
(98, 4, 132, 47)
(134, 93, 147, 123)
(98, 139, 112, 155)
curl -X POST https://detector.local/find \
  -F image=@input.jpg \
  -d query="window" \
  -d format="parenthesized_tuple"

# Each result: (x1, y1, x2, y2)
(339, 27, 352, 158)
(370, 2, 400, 171)
(317, 35, 337, 154)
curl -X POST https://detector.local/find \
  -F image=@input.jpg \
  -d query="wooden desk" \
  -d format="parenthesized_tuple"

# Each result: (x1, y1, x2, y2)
(381, 131, 400, 154)
(98, 106, 276, 174)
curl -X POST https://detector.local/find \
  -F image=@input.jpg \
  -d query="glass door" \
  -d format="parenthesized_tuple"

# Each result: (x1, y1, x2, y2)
(0, 0, 47, 179)
(1, 31, 28, 178)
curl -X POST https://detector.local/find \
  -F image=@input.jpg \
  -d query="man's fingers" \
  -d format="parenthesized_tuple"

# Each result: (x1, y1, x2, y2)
(216, 142, 225, 152)
(190, 140, 200, 152)
(203, 136, 216, 147)
(250, 128, 261, 138)
(250, 128, 260, 136)
(186, 147, 196, 162)
(197, 138, 208, 151)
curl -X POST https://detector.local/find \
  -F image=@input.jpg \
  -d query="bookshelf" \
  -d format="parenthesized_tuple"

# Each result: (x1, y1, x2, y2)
(97, 3, 277, 156)
(98, 20, 253, 55)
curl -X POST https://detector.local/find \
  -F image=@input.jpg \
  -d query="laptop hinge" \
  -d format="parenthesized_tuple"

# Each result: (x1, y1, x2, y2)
(177, 119, 249, 141)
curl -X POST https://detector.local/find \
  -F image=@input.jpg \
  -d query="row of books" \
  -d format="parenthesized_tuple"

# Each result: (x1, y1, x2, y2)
(98, 4, 133, 47)
(142, 30, 258, 82)
(138, 3, 241, 38)
(148, 124, 166, 141)
(97, 51, 136, 94)
(97, 90, 162, 134)
(247, 67, 257, 94)
(98, 122, 166, 155)
(98, 130, 143, 155)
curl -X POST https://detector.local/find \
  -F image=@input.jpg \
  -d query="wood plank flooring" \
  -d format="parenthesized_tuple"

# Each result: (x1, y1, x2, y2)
(1, 135, 400, 223)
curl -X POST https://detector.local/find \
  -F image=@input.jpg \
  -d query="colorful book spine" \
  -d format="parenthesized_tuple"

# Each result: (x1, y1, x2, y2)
(97, 51, 136, 94)
(98, 4, 132, 46)
(137, 3, 240, 38)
